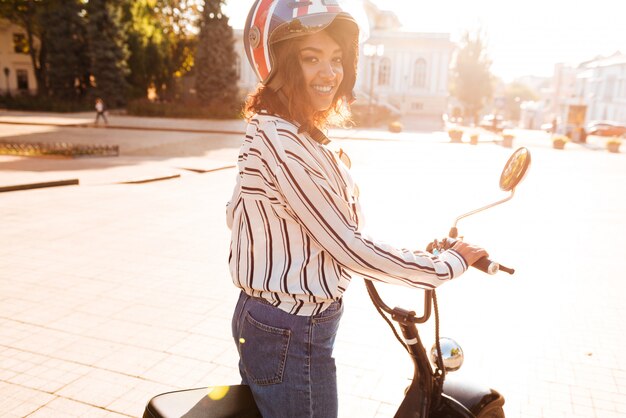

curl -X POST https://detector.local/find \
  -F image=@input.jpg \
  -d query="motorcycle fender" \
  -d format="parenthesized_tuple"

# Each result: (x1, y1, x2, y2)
(431, 393, 475, 418)
(441, 375, 505, 417)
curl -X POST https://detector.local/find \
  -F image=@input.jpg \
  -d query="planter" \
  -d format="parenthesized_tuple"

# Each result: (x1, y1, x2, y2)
(501, 134, 514, 148)
(469, 134, 479, 145)
(607, 142, 621, 153)
(552, 135, 569, 150)
(388, 121, 403, 133)
(448, 130, 463, 143)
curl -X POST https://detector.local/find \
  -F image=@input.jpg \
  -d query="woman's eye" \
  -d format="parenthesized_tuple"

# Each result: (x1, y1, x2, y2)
(332, 57, 343, 64)
(301, 56, 318, 64)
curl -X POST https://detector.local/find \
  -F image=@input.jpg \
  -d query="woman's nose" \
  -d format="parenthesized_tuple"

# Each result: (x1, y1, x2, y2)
(319, 61, 337, 79)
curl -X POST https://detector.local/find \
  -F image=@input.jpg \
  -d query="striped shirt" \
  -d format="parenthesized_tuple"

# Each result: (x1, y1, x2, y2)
(226, 114, 468, 316)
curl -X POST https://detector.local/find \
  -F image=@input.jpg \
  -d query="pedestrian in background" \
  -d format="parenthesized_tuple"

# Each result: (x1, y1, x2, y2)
(94, 98, 108, 125)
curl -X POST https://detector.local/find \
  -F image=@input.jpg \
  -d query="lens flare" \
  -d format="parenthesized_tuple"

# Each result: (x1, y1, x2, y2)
(207, 385, 230, 400)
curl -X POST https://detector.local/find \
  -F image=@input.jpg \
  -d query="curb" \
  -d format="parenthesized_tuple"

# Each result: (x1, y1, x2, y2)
(0, 120, 246, 136)
(0, 179, 79, 193)
(177, 165, 237, 174)
(118, 174, 182, 184)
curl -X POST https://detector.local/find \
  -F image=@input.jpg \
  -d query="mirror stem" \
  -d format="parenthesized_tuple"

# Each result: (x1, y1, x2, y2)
(450, 189, 516, 238)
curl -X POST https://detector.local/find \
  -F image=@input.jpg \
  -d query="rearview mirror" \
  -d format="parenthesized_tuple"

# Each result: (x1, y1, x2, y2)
(499, 147, 531, 192)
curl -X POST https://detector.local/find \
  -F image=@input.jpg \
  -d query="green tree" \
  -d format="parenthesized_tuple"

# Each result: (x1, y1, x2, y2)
(152, 0, 201, 99)
(85, 0, 129, 107)
(120, 0, 198, 100)
(194, 0, 238, 110)
(42, 0, 90, 101)
(0, 0, 50, 96)
(504, 81, 539, 121)
(450, 29, 493, 125)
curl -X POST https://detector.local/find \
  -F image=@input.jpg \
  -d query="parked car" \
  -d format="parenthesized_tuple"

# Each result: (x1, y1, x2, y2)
(586, 121, 626, 137)
(540, 122, 555, 133)
(479, 114, 504, 132)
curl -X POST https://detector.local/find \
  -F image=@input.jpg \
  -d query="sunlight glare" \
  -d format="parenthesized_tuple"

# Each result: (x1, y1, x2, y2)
(224, 0, 625, 81)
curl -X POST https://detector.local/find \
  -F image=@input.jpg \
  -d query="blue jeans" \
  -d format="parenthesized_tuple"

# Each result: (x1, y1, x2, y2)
(232, 292, 344, 418)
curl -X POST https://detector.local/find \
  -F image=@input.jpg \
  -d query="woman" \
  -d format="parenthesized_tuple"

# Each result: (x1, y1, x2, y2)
(227, 1, 488, 417)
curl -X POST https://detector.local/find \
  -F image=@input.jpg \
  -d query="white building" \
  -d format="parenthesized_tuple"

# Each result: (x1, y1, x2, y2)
(0, 19, 37, 95)
(550, 63, 580, 120)
(527, 52, 626, 130)
(360, 30, 454, 118)
(575, 52, 626, 124)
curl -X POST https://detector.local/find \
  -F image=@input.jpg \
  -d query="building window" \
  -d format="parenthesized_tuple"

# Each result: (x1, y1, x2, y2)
(13, 33, 29, 54)
(604, 76, 616, 101)
(378, 57, 391, 86)
(16, 70, 29, 91)
(411, 102, 424, 111)
(413, 58, 427, 88)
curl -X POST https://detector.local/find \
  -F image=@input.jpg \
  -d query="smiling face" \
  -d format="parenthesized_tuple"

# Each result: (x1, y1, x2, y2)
(298, 30, 344, 112)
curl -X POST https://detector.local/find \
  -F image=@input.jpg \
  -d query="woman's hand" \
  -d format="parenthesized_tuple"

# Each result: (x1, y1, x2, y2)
(451, 241, 489, 267)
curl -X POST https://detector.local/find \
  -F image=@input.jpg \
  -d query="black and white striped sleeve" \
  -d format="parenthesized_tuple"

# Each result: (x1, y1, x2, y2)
(259, 121, 467, 290)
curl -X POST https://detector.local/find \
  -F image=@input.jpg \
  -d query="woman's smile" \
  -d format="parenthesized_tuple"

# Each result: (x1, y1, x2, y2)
(311, 84, 335, 94)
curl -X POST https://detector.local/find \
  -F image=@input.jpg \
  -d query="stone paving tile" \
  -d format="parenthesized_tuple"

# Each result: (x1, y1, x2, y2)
(340, 394, 380, 418)
(375, 402, 400, 418)
(126, 325, 191, 354)
(27, 397, 128, 417)
(0, 381, 56, 418)
(55, 368, 141, 410)
(141, 353, 217, 387)
(92, 345, 169, 378)
(107, 379, 175, 417)
(1, 352, 86, 394)
(166, 333, 230, 362)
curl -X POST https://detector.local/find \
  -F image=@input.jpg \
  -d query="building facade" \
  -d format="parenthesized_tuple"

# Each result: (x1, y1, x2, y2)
(522, 52, 626, 130)
(0, 19, 37, 95)
(575, 52, 626, 124)
(360, 30, 454, 118)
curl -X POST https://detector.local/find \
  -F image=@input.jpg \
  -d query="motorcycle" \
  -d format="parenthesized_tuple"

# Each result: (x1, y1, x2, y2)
(143, 147, 532, 418)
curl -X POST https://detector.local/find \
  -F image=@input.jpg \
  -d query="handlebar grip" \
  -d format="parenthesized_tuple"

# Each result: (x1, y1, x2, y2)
(472, 257, 500, 275)
(498, 264, 515, 275)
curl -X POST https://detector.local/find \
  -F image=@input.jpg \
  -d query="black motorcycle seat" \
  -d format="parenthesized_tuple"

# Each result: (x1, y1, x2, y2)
(143, 385, 262, 418)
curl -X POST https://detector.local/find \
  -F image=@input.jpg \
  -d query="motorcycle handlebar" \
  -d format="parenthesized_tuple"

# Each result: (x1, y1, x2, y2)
(472, 257, 515, 275)
(439, 238, 515, 275)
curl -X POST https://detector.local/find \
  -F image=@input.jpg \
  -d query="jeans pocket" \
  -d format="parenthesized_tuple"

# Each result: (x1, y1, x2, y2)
(240, 312, 291, 385)
(312, 302, 343, 343)
(312, 301, 343, 325)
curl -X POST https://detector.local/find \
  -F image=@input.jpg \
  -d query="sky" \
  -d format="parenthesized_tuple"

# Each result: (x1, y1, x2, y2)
(223, 0, 625, 82)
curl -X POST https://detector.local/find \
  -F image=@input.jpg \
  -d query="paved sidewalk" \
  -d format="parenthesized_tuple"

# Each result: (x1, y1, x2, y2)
(1, 112, 625, 417)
